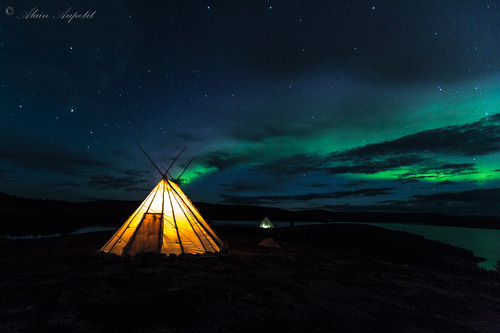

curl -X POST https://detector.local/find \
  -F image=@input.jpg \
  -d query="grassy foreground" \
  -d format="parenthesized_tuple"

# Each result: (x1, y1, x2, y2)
(1, 223, 500, 332)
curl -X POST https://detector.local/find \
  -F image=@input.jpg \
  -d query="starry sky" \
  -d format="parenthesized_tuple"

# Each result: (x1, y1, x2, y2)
(1, 1, 500, 216)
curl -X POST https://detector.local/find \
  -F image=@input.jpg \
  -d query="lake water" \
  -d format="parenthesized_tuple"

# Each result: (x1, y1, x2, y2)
(363, 223, 500, 271)
(5, 226, 117, 240)
(6, 221, 499, 270)
(213, 221, 500, 271)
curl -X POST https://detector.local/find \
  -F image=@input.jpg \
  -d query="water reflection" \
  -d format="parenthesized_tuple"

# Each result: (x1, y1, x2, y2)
(213, 221, 500, 270)
(365, 223, 500, 271)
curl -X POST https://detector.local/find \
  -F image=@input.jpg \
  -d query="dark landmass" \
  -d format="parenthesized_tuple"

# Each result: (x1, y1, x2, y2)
(0, 192, 499, 237)
(196, 202, 500, 230)
(0, 192, 138, 236)
(1, 224, 500, 332)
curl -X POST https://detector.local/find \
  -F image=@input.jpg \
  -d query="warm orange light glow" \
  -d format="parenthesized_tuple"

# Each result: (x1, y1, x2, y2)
(100, 179, 223, 256)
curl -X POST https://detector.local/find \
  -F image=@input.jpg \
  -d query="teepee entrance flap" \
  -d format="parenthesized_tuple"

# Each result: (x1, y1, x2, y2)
(124, 213, 163, 255)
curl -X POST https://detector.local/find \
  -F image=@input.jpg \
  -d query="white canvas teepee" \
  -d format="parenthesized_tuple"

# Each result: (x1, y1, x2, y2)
(259, 216, 275, 229)
(100, 178, 224, 256)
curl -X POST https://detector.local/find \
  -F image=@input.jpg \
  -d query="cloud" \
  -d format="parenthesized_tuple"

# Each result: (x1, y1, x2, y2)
(86, 172, 149, 191)
(117, 169, 149, 177)
(373, 188, 500, 215)
(257, 153, 325, 175)
(230, 119, 315, 143)
(306, 182, 329, 188)
(325, 155, 427, 175)
(220, 183, 266, 193)
(342, 180, 370, 187)
(256, 114, 500, 180)
(0, 167, 19, 183)
(0, 135, 108, 175)
(175, 132, 201, 142)
(390, 162, 479, 182)
(315, 188, 500, 215)
(409, 188, 500, 204)
(221, 187, 394, 205)
(44, 180, 83, 189)
(124, 186, 154, 193)
(331, 113, 500, 159)
(198, 151, 251, 172)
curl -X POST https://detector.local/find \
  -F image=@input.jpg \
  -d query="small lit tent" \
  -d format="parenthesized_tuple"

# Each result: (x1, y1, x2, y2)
(100, 178, 224, 257)
(259, 216, 275, 229)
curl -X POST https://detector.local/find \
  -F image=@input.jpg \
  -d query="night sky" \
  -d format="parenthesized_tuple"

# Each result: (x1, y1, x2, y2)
(1, 1, 500, 216)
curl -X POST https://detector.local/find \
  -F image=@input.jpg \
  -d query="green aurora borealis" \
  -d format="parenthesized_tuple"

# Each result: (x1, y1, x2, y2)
(1, 1, 500, 215)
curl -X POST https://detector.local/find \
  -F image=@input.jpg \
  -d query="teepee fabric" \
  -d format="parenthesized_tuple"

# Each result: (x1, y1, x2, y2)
(259, 216, 275, 229)
(100, 178, 223, 256)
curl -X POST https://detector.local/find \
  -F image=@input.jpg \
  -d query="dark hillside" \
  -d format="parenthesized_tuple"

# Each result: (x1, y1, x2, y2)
(0, 193, 138, 236)
(1, 224, 499, 332)
(1, 193, 499, 236)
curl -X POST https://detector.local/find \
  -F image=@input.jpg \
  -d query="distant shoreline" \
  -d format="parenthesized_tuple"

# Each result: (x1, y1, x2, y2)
(0, 192, 499, 236)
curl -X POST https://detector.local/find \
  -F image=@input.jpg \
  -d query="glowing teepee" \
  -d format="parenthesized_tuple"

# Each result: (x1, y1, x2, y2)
(259, 216, 275, 229)
(100, 178, 224, 256)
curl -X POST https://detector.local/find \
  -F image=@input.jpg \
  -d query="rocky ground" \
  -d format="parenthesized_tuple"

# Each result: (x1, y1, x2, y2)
(1, 223, 500, 332)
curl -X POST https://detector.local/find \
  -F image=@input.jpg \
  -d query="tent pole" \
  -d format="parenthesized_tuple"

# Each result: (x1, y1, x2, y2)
(136, 142, 185, 180)
(158, 179, 165, 253)
(122, 184, 160, 255)
(175, 156, 195, 182)
(167, 185, 185, 254)
(104, 185, 159, 253)
(166, 181, 224, 251)
(171, 189, 208, 252)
